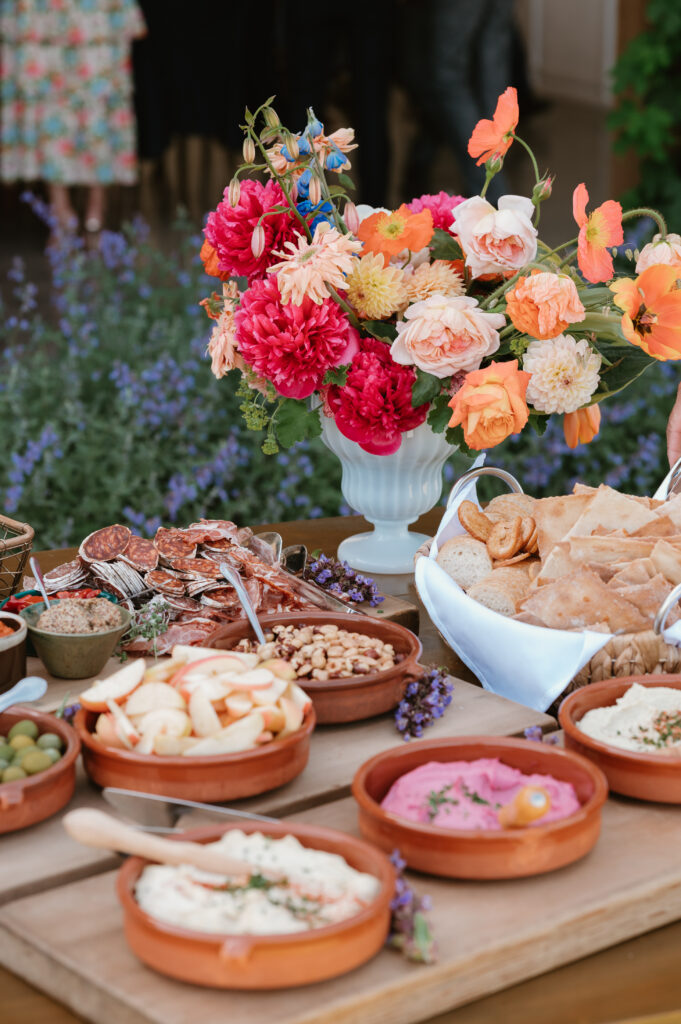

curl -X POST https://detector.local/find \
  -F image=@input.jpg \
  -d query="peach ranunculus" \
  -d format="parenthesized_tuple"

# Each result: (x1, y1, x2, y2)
(451, 195, 537, 279)
(563, 404, 601, 449)
(505, 271, 585, 339)
(390, 295, 505, 378)
(448, 359, 531, 450)
(635, 232, 681, 273)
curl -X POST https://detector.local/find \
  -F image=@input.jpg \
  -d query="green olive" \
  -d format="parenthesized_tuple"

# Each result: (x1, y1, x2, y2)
(9, 734, 35, 751)
(36, 733, 63, 751)
(8, 719, 39, 741)
(44, 747, 62, 764)
(13, 744, 39, 763)
(0, 758, 9, 773)
(2, 765, 27, 782)
(21, 750, 53, 775)
(0, 742, 13, 762)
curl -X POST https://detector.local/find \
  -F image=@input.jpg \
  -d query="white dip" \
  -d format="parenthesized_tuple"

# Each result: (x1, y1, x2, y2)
(134, 830, 380, 936)
(578, 683, 681, 755)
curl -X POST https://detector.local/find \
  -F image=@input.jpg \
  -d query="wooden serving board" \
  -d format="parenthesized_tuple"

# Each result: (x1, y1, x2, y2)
(0, 679, 553, 905)
(4, 795, 681, 1024)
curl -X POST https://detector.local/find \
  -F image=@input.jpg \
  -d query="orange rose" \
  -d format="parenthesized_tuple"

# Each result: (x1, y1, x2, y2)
(200, 239, 231, 281)
(563, 404, 601, 449)
(505, 270, 585, 340)
(448, 360, 530, 450)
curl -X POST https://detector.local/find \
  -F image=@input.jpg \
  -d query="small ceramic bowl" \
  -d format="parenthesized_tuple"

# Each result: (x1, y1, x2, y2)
(213, 612, 423, 724)
(75, 704, 316, 801)
(117, 819, 395, 989)
(352, 736, 608, 879)
(560, 675, 681, 803)
(0, 707, 80, 834)
(20, 600, 131, 679)
(0, 612, 27, 692)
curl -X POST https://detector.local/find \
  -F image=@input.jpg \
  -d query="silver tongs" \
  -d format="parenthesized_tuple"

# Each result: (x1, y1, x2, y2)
(253, 534, 364, 616)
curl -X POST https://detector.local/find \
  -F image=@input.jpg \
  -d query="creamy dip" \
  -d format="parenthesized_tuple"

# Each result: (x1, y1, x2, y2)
(134, 830, 380, 936)
(577, 683, 681, 755)
(380, 758, 580, 830)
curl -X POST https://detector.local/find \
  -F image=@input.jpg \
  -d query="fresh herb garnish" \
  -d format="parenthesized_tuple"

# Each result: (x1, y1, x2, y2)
(460, 783, 489, 806)
(426, 784, 459, 822)
(117, 596, 170, 660)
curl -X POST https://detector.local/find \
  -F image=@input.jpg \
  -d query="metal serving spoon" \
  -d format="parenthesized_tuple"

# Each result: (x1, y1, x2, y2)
(29, 556, 51, 609)
(0, 676, 48, 714)
(219, 562, 267, 645)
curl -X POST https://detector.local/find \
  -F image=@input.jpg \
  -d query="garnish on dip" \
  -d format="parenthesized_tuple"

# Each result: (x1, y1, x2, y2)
(578, 683, 681, 755)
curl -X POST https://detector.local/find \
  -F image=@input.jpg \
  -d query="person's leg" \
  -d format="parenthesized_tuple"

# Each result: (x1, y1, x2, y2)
(48, 183, 77, 230)
(84, 185, 106, 232)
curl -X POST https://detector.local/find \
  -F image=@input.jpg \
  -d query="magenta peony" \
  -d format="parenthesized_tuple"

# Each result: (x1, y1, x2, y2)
(234, 277, 360, 399)
(407, 191, 466, 232)
(326, 338, 428, 455)
(205, 179, 299, 283)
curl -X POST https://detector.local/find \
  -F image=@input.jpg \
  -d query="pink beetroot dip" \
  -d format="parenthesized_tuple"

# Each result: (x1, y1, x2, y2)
(380, 758, 580, 830)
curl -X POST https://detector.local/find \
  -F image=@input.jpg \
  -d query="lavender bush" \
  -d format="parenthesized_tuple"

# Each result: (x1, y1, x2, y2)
(1, 197, 677, 550)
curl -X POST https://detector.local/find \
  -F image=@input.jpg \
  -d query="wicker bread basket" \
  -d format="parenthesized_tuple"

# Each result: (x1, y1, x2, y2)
(0, 514, 34, 601)
(417, 467, 681, 700)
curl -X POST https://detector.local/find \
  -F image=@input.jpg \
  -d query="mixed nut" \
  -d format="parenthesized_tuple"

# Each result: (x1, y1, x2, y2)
(233, 624, 400, 681)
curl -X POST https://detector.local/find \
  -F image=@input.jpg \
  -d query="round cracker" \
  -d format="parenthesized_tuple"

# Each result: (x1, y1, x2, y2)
(458, 500, 493, 542)
(493, 552, 532, 567)
(487, 517, 523, 560)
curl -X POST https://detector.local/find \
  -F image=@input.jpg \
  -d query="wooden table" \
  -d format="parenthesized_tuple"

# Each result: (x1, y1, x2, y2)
(4, 512, 681, 1024)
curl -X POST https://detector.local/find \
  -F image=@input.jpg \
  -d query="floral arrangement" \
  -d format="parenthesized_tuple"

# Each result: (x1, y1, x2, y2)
(199, 92, 681, 458)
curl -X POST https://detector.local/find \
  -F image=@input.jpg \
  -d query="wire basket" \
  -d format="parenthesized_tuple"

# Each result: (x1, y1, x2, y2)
(0, 515, 34, 601)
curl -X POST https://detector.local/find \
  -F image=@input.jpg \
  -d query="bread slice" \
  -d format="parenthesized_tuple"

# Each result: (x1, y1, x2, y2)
(468, 566, 531, 617)
(436, 536, 492, 591)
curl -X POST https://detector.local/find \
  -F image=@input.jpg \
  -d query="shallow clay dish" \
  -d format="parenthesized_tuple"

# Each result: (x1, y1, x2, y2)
(214, 612, 423, 724)
(352, 736, 608, 879)
(20, 600, 131, 679)
(117, 818, 395, 989)
(0, 708, 80, 834)
(0, 612, 27, 692)
(560, 674, 681, 803)
(75, 704, 315, 802)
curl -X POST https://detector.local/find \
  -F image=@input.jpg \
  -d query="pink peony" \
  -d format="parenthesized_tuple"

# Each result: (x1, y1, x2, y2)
(408, 191, 466, 232)
(204, 179, 299, 283)
(234, 277, 359, 400)
(326, 338, 428, 455)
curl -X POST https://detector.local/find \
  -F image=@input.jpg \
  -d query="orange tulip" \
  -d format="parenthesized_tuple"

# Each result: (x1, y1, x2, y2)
(448, 359, 530, 450)
(467, 87, 519, 167)
(563, 404, 601, 449)
(610, 264, 681, 360)
(357, 205, 434, 265)
(572, 183, 623, 284)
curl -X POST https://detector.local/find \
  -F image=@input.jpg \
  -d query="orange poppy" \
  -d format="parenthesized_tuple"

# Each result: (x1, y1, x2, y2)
(572, 183, 623, 284)
(467, 87, 519, 167)
(610, 264, 681, 360)
(563, 405, 601, 449)
(200, 239, 231, 281)
(357, 205, 434, 265)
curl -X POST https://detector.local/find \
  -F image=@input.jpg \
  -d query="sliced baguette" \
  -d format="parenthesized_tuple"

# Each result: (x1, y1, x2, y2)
(468, 567, 531, 617)
(436, 536, 492, 591)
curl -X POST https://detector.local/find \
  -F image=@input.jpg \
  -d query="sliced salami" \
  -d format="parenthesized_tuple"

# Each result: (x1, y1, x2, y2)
(200, 537, 234, 555)
(164, 595, 203, 613)
(79, 524, 132, 563)
(43, 559, 88, 594)
(90, 574, 127, 601)
(154, 527, 197, 563)
(144, 569, 186, 597)
(120, 535, 159, 573)
(200, 586, 240, 609)
(167, 556, 223, 579)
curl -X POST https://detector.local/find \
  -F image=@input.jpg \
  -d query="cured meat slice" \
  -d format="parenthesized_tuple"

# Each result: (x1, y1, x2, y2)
(90, 560, 146, 598)
(154, 527, 197, 563)
(89, 574, 127, 601)
(79, 524, 131, 563)
(120, 535, 159, 573)
(144, 569, 186, 597)
(200, 586, 240, 609)
(200, 538, 234, 555)
(164, 595, 203, 613)
(243, 577, 263, 610)
(186, 520, 240, 544)
(167, 556, 223, 579)
(43, 559, 88, 594)
(122, 618, 218, 656)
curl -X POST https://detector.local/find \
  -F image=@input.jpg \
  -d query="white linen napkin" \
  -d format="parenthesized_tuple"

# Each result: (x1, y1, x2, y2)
(415, 480, 614, 712)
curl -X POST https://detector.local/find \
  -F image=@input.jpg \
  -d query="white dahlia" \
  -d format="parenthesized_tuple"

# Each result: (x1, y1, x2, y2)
(523, 334, 601, 414)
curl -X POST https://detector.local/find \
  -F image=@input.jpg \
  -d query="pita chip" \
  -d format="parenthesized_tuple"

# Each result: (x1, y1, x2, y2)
(609, 573, 678, 627)
(518, 570, 649, 633)
(533, 494, 593, 560)
(609, 558, 657, 587)
(629, 515, 678, 538)
(564, 485, 658, 539)
(567, 535, 656, 565)
(535, 542, 579, 584)
(655, 494, 681, 530)
(650, 540, 681, 585)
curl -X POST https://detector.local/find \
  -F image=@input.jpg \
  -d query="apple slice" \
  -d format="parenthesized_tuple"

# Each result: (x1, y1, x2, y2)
(284, 681, 313, 715)
(80, 660, 146, 712)
(224, 693, 254, 719)
(144, 657, 185, 683)
(250, 678, 288, 706)
(278, 696, 304, 739)
(188, 689, 222, 737)
(171, 646, 254, 669)
(233, 668, 275, 690)
(259, 658, 296, 682)
(184, 711, 265, 756)
(154, 734, 201, 756)
(258, 704, 286, 733)
(106, 699, 141, 749)
(182, 736, 225, 756)
(169, 655, 250, 691)
(124, 682, 186, 717)
(177, 675, 233, 705)
(94, 712, 127, 749)
(137, 708, 191, 737)
(256, 730, 274, 744)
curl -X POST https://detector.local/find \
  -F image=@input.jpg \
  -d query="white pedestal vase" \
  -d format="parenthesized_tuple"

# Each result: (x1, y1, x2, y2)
(320, 417, 453, 574)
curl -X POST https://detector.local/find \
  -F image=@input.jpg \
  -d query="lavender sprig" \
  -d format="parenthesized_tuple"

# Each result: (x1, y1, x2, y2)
(388, 850, 436, 964)
(302, 552, 384, 607)
(395, 667, 453, 741)
(524, 725, 559, 745)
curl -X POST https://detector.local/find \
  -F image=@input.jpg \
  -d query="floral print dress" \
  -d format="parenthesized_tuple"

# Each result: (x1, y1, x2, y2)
(0, 0, 145, 185)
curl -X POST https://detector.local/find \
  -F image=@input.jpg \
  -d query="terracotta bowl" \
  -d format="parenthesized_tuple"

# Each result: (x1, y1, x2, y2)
(352, 736, 608, 879)
(0, 708, 80, 834)
(560, 674, 681, 803)
(212, 612, 423, 724)
(0, 612, 27, 692)
(75, 704, 316, 802)
(116, 819, 395, 989)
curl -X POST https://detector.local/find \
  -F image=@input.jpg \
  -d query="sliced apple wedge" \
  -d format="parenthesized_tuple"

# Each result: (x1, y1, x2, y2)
(124, 682, 186, 717)
(278, 696, 304, 739)
(80, 660, 146, 712)
(94, 712, 127, 749)
(258, 704, 286, 733)
(256, 730, 274, 744)
(250, 677, 288, 706)
(177, 675, 232, 705)
(224, 693, 254, 719)
(284, 681, 313, 715)
(106, 699, 141, 749)
(137, 708, 191, 738)
(183, 711, 265, 755)
(144, 657, 185, 683)
(259, 658, 297, 682)
(233, 668, 276, 690)
(153, 734, 201, 756)
(169, 654, 251, 692)
(188, 688, 222, 737)
(170, 646, 255, 669)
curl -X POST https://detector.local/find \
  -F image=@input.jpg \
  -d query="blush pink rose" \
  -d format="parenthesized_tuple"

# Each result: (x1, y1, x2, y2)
(390, 295, 505, 378)
(452, 195, 538, 279)
(635, 232, 681, 273)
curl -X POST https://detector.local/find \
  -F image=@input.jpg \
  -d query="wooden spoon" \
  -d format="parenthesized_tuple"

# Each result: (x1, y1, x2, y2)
(63, 808, 269, 879)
